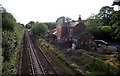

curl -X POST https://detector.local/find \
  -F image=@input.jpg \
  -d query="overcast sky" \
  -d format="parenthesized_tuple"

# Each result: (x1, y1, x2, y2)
(1, 0, 114, 24)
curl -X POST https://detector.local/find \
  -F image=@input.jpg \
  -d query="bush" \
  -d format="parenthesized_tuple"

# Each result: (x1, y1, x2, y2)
(31, 23, 48, 37)
(88, 26, 113, 41)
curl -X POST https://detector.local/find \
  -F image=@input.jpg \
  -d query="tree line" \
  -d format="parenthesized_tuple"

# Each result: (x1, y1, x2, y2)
(85, 6, 120, 42)
(26, 5, 120, 42)
(2, 12, 24, 76)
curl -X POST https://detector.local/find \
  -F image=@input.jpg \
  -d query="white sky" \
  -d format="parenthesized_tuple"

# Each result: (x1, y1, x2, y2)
(1, 0, 114, 24)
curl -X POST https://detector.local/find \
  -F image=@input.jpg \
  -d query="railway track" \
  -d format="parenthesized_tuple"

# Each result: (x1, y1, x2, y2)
(17, 30, 58, 76)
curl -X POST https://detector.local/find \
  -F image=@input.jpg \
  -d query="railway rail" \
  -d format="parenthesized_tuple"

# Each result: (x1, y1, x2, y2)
(17, 30, 58, 76)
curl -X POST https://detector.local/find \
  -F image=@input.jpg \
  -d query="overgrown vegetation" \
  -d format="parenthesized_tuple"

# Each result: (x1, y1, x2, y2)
(66, 50, 119, 75)
(83, 6, 120, 75)
(37, 38, 80, 75)
(36, 38, 120, 75)
(2, 12, 24, 76)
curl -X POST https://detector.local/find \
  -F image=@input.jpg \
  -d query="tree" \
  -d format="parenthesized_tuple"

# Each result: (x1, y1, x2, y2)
(18, 22, 24, 27)
(56, 16, 72, 24)
(65, 17, 72, 22)
(25, 21, 35, 29)
(85, 13, 114, 41)
(44, 22, 56, 29)
(85, 5, 120, 41)
(31, 22, 48, 37)
(2, 12, 17, 31)
(98, 6, 114, 26)
(85, 14, 103, 30)
(110, 11, 120, 40)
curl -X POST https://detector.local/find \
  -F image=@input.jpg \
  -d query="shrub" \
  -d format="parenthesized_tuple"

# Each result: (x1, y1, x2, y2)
(88, 26, 113, 41)
(31, 23, 48, 37)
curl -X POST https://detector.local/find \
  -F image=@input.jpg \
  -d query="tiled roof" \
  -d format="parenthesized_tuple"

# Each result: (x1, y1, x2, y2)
(63, 21, 79, 27)
(69, 22, 79, 27)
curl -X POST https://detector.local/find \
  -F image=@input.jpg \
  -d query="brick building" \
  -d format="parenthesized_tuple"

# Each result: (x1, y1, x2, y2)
(46, 16, 95, 48)
(55, 16, 95, 47)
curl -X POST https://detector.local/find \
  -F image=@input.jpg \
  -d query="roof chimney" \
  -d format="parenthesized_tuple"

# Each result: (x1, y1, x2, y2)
(78, 14, 82, 22)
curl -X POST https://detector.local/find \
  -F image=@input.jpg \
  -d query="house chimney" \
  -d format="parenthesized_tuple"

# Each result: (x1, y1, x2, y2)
(78, 14, 82, 22)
